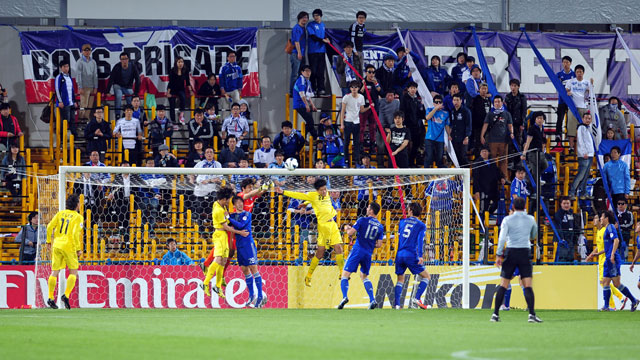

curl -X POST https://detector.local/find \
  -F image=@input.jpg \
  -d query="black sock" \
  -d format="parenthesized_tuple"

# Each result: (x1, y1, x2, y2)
(524, 287, 535, 316)
(494, 286, 507, 315)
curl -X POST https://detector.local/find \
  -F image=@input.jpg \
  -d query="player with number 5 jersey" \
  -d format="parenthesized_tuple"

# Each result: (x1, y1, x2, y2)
(338, 203, 384, 310)
(46, 194, 84, 310)
(394, 203, 431, 310)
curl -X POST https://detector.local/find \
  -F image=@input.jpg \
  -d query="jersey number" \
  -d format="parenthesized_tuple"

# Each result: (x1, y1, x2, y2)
(59, 218, 70, 234)
(402, 224, 414, 239)
(364, 225, 379, 241)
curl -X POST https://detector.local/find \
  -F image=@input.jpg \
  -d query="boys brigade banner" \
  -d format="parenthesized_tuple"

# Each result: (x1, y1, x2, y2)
(19, 26, 260, 103)
(325, 29, 640, 100)
(1, 265, 596, 309)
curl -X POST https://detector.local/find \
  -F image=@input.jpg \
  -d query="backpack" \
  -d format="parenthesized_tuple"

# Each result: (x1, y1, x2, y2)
(40, 95, 55, 123)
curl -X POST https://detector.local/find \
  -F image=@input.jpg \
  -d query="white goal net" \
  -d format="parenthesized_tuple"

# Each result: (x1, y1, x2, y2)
(35, 166, 470, 309)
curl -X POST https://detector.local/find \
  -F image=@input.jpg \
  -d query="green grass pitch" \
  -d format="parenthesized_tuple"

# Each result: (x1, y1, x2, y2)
(1, 309, 638, 359)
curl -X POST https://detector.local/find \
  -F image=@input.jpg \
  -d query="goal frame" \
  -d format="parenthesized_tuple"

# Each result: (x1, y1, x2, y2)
(57, 166, 471, 309)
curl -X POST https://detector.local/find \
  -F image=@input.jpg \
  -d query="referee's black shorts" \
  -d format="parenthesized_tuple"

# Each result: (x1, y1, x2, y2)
(501, 248, 533, 279)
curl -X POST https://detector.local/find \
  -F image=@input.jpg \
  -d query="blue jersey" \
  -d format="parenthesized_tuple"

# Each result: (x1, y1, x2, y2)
(425, 179, 460, 212)
(425, 108, 450, 142)
(603, 224, 621, 260)
(229, 211, 253, 246)
(396, 217, 426, 258)
(293, 75, 312, 109)
(510, 178, 529, 204)
(556, 69, 575, 105)
(352, 216, 384, 255)
(306, 21, 326, 54)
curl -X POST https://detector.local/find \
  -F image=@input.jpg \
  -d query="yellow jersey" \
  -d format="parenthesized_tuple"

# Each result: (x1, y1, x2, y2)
(212, 201, 229, 230)
(284, 190, 336, 224)
(596, 227, 606, 264)
(46, 209, 83, 252)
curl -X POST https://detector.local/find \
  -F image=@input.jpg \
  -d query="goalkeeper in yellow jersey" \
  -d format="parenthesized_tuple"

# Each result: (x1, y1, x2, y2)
(586, 213, 625, 310)
(203, 187, 249, 299)
(46, 194, 84, 310)
(276, 178, 344, 287)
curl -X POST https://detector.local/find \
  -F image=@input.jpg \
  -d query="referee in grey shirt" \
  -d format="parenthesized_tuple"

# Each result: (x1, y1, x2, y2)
(492, 197, 543, 323)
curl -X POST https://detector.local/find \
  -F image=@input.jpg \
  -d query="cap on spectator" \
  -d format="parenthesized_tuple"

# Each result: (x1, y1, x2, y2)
(239, 99, 249, 108)
(384, 53, 396, 61)
(320, 113, 331, 121)
(471, 64, 481, 72)
(156, 104, 166, 111)
(281, 120, 293, 129)
(158, 144, 169, 152)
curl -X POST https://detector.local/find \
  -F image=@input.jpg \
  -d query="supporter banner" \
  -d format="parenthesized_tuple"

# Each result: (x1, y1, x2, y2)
(289, 265, 597, 309)
(0, 265, 287, 309)
(326, 29, 640, 100)
(597, 265, 640, 310)
(20, 27, 260, 103)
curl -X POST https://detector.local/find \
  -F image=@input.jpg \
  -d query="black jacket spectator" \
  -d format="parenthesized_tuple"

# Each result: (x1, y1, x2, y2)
(554, 208, 581, 261)
(219, 146, 246, 167)
(274, 130, 306, 160)
(85, 118, 112, 155)
(505, 91, 528, 140)
(148, 118, 174, 151)
(198, 78, 221, 110)
(106, 62, 141, 94)
(188, 118, 215, 149)
(375, 65, 395, 96)
(186, 149, 205, 168)
(473, 156, 503, 215)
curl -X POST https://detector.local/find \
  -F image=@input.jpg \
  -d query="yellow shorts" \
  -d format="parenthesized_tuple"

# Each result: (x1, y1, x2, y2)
(317, 221, 342, 248)
(51, 247, 79, 271)
(212, 230, 229, 258)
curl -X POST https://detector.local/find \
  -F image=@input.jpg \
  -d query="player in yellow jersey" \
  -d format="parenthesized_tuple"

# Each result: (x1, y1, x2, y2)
(46, 194, 83, 309)
(203, 187, 248, 298)
(276, 178, 344, 287)
(586, 214, 624, 310)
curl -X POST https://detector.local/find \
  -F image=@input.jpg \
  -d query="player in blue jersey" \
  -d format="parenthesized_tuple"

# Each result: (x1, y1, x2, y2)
(228, 196, 265, 308)
(394, 203, 431, 310)
(338, 203, 385, 310)
(600, 210, 639, 311)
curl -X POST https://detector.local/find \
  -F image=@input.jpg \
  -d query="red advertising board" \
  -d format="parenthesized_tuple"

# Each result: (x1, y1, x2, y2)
(0, 265, 287, 309)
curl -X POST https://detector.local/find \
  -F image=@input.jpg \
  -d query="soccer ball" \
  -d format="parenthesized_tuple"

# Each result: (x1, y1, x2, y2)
(284, 158, 298, 171)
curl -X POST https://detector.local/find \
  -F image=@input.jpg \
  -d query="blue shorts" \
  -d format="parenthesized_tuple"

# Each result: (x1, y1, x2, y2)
(237, 241, 257, 267)
(344, 247, 372, 275)
(602, 259, 621, 278)
(395, 254, 425, 276)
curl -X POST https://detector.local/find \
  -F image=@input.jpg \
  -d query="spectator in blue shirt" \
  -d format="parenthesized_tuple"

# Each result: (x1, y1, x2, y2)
(55, 60, 78, 136)
(307, 9, 330, 95)
(424, 55, 451, 97)
(274, 121, 306, 161)
(443, 83, 461, 113)
(555, 55, 575, 142)
(450, 52, 468, 95)
(602, 146, 631, 205)
(161, 238, 194, 265)
(292, 65, 317, 138)
(319, 127, 345, 168)
(290, 11, 309, 95)
(424, 95, 450, 168)
(219, 50, 243, 105)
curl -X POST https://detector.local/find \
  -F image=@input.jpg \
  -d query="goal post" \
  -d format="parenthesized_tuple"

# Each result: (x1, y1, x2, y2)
(38, 165, 471, 309)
